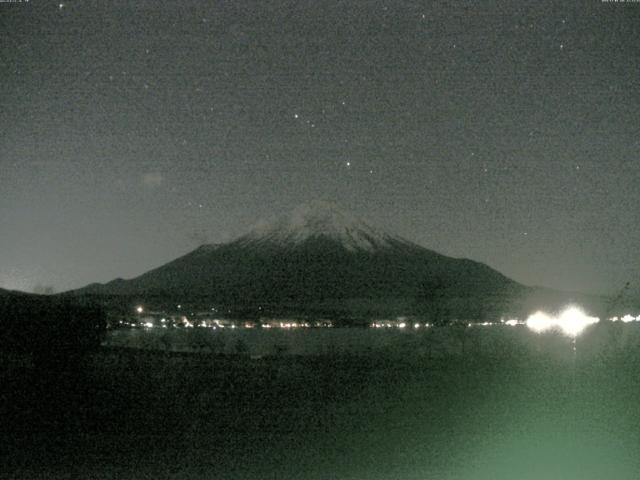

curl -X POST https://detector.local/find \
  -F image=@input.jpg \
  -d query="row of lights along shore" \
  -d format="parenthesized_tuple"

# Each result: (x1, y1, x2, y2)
(131, 305, 640, 337)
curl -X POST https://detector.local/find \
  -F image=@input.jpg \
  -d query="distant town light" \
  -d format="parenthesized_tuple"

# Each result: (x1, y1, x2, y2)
(136, 306, 144, 314)
(144, 322, 153, 328)
(505, 319, 519, 327)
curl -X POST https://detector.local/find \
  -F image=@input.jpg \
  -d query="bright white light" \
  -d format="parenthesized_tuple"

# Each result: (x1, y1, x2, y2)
(621, 314, 635, 323)
(505, 319, 519, 327)
(144, 322, 153, 328)
(414, 323, 420, 329)
(526, 306, 599, 337)
(526, 311, 555, 333)
(558, 307, 599, 336)
(398, 322, 406, 329)
(136, 306, 144, 314)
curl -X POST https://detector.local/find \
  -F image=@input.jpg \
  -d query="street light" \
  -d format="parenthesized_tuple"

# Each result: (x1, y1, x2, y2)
(525, 311, 555, 333)
(525, 306, 598, 338)
(556, 307, 599, 337)
(525, 306, 599, 371)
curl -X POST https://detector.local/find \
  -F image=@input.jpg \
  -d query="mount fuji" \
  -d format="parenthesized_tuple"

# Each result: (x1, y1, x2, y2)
(72, 201, 600, 321)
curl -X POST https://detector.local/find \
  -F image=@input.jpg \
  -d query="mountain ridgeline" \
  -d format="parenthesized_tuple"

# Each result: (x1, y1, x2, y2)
(73, 202, 606, 321)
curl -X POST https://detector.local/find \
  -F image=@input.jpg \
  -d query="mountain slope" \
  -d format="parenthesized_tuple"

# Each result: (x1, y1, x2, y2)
(72, 201, 582, 319)
(0, 288, 30, 297)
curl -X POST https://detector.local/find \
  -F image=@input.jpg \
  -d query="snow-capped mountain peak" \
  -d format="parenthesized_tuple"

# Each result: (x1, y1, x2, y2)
(235, 201, 403, 252)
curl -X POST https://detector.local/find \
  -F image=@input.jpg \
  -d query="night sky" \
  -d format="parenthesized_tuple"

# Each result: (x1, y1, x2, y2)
(1, 0, 639, 296)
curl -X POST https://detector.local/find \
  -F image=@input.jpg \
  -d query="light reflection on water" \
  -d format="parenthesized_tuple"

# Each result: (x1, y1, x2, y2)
(105, 322, 640, 361)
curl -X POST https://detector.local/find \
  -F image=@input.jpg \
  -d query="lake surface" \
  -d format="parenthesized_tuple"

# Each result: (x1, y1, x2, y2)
(5, 340, 640, 480)
(104, 322, 640, 361)
(5, 322, 640, 479)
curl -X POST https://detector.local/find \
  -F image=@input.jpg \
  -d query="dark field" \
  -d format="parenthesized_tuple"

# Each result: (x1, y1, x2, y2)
(3, 328, 640, 479)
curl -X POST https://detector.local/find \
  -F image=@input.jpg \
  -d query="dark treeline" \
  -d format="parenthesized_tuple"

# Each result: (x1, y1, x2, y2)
(0, 294, 106, 363)
(0, 293, 106, 432)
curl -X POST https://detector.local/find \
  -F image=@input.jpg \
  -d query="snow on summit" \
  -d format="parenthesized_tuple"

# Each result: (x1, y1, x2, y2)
(236, 201, 403, 252)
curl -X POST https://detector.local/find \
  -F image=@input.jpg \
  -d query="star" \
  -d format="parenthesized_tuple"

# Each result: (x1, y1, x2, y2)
(346, 161, 351, 168)
(58, 3, 64, 9)
(293, 113, 299, 119)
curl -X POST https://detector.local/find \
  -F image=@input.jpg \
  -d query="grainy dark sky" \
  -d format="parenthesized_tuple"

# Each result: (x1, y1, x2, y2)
(1, 0, 639, 295)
